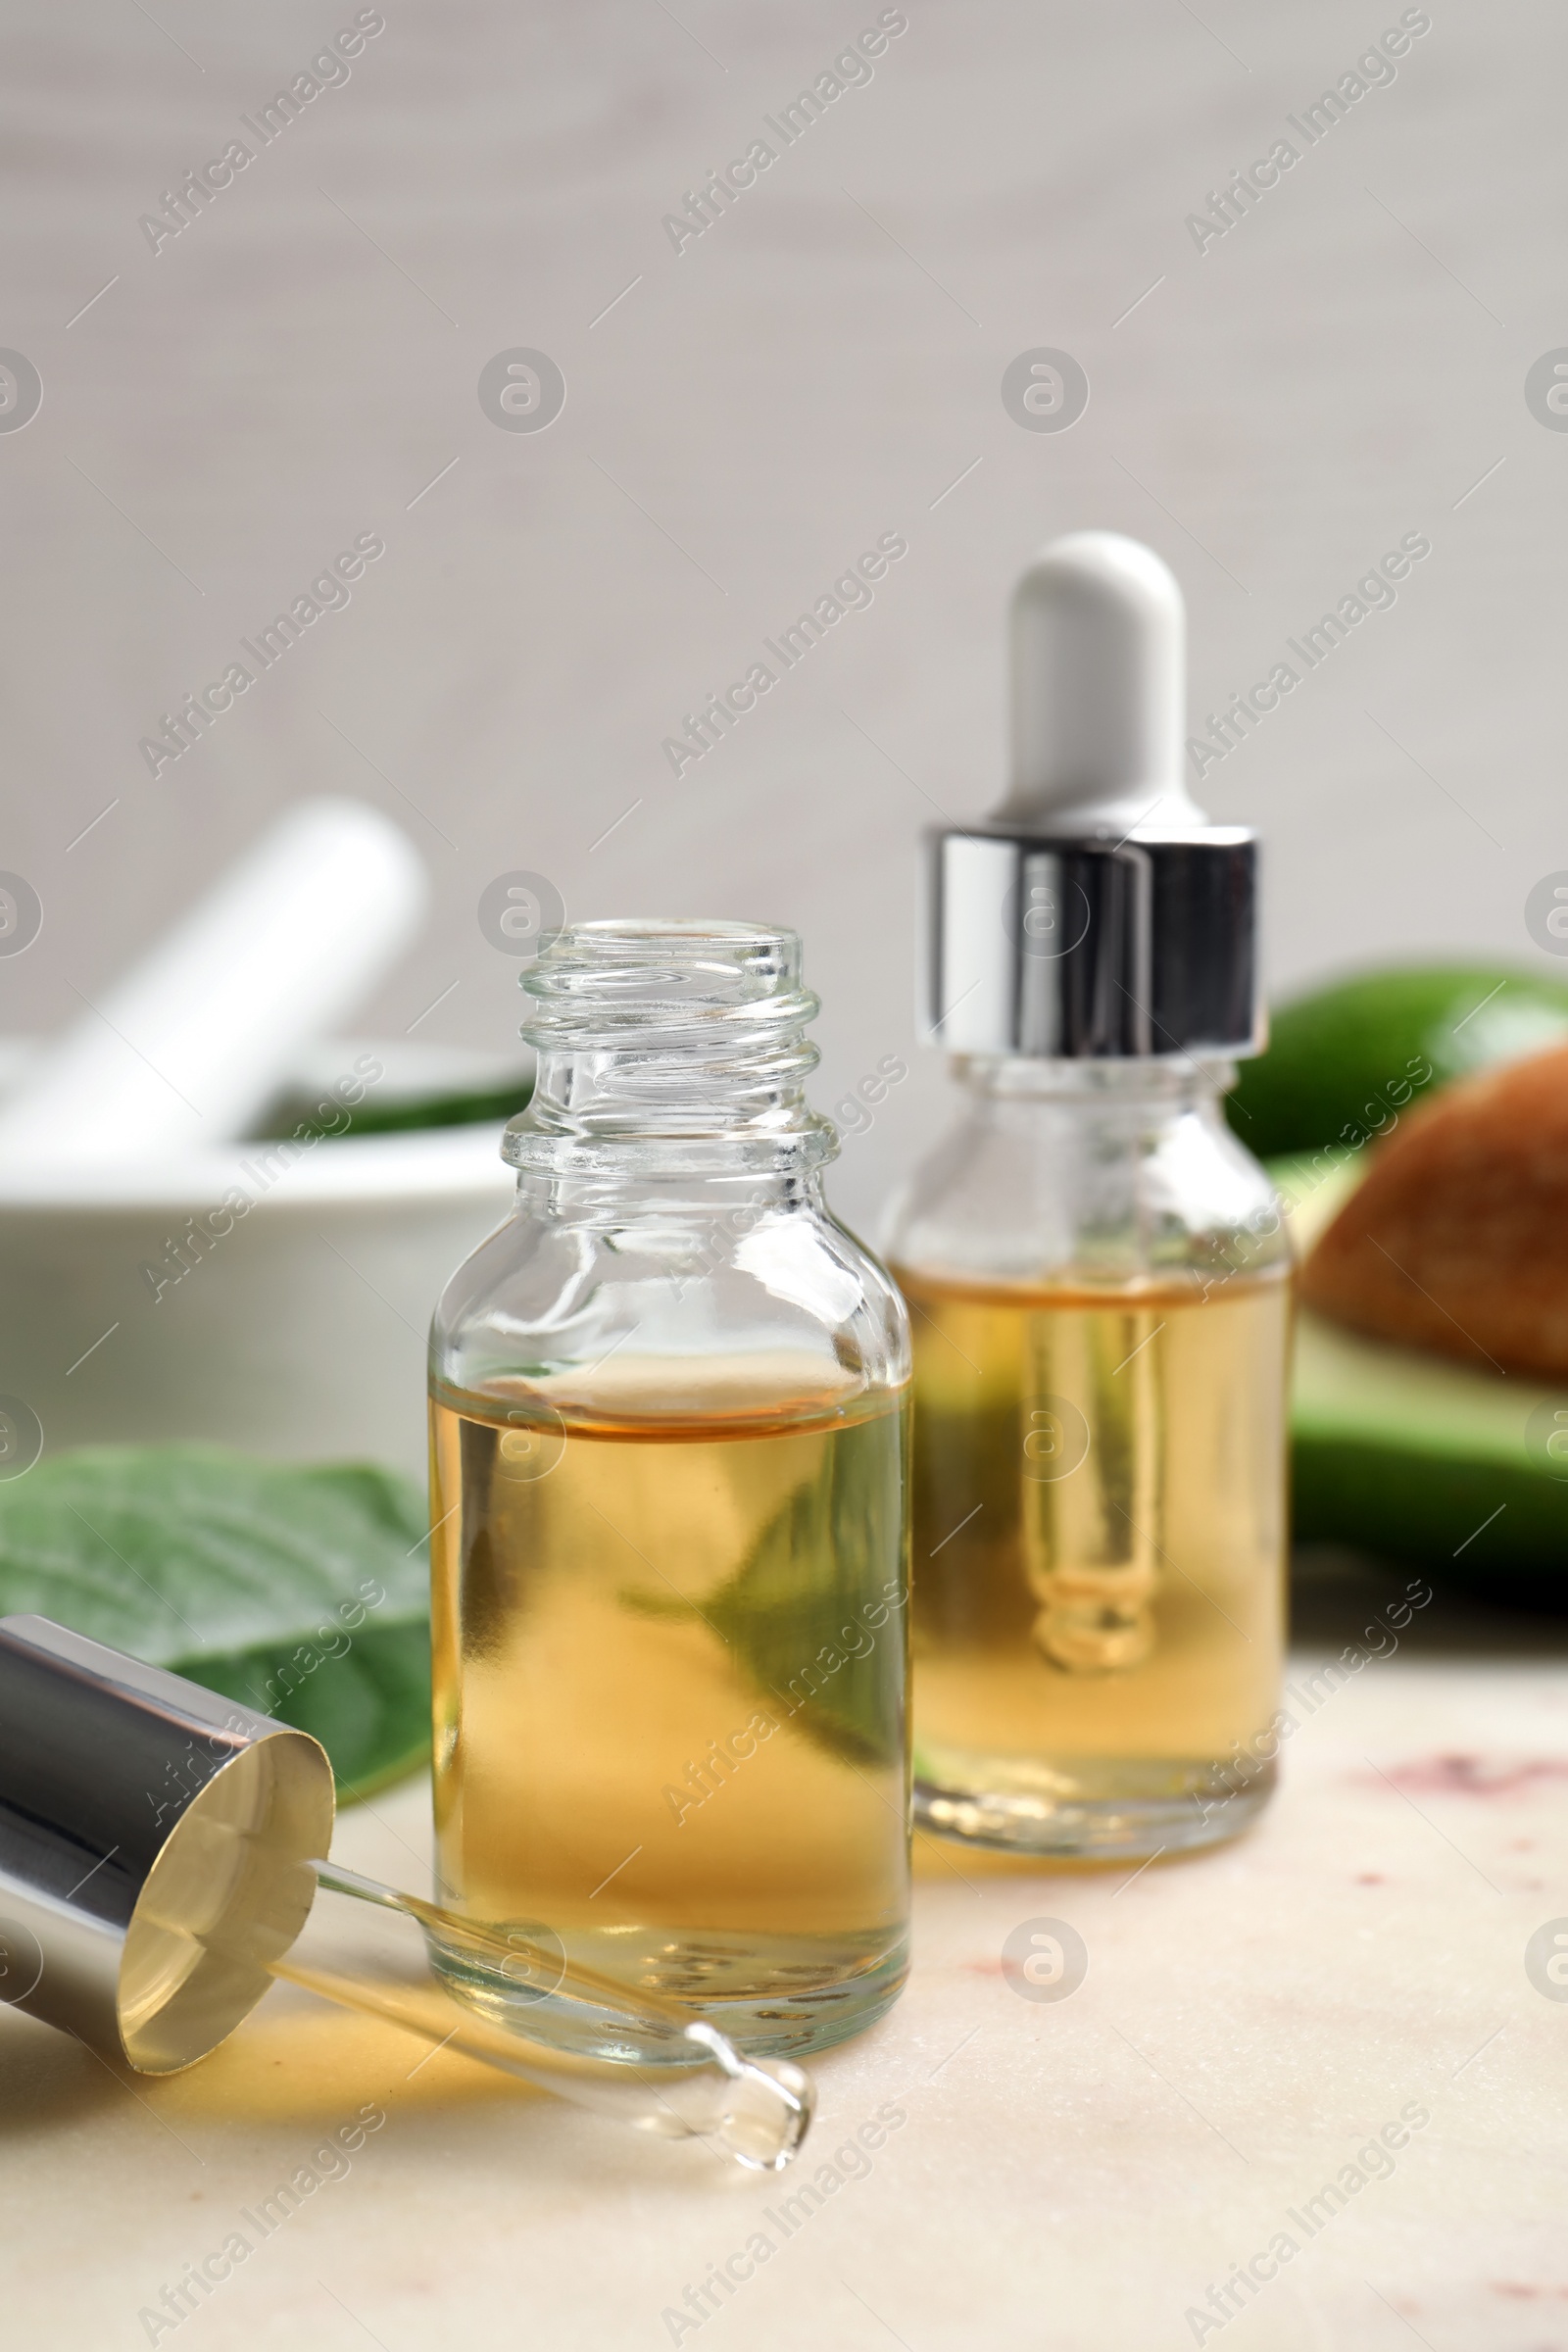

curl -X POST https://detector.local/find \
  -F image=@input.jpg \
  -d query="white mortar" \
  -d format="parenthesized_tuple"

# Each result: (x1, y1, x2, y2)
(0, 1042, 519, 1481)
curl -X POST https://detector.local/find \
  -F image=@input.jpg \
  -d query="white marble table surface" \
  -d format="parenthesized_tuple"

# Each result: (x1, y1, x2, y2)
(6, 1555, 1566, 2352)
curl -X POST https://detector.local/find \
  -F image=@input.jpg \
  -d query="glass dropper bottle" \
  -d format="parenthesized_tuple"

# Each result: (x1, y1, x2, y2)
(0, 1614, 811, 2171)
(885, 531, 1291, 1860)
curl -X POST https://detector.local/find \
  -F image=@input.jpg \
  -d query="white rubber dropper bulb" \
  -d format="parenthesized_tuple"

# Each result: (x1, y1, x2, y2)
(997, 529, 1209, 838)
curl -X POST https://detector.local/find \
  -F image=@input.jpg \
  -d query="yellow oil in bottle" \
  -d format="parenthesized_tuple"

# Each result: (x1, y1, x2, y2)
(893, 1267, 1291, 1850)
(428, 1362, 910, 2057)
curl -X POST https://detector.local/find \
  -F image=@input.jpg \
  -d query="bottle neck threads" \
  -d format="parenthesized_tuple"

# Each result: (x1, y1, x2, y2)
(503, 920, 837, 1176)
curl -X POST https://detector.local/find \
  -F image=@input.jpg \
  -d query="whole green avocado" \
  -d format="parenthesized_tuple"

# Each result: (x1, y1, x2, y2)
(1226, 963, 1568, 1157)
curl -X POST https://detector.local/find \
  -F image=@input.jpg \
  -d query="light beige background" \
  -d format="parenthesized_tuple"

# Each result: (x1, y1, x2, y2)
(3, 0, 1563, 1234)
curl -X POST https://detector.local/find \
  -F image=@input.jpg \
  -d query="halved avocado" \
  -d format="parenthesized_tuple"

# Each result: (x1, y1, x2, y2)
(1293, 1309, 1568, 1604)
(1277, 1154, 1568, 1602)
(1229, 964, 1568, 1159)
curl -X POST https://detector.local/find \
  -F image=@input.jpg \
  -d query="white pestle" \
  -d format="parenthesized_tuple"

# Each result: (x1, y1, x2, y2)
(0, 799, 427, 1163)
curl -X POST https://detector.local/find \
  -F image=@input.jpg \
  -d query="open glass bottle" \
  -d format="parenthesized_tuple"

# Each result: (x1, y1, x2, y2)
(429, 921, 911, 2056)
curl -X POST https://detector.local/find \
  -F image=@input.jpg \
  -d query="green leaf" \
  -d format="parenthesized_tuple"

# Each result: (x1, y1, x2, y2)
(0, 1446, 431, 1802)
(190, 1621, 431, 1802)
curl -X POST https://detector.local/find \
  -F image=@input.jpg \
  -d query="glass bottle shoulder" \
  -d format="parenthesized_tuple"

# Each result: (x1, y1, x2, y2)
(883, 1059, 1290, 1294)
(431, 1180, 910, 1430)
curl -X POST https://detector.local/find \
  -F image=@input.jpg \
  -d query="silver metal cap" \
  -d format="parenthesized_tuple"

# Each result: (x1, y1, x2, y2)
(0, 1616, 333, 2074)
(924, 826, 1261, 1059)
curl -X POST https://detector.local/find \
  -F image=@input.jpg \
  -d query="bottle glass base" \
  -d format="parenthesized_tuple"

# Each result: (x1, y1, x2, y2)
(434, 1925, 909, 2064)
(913, 1758, 1275, 1859)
